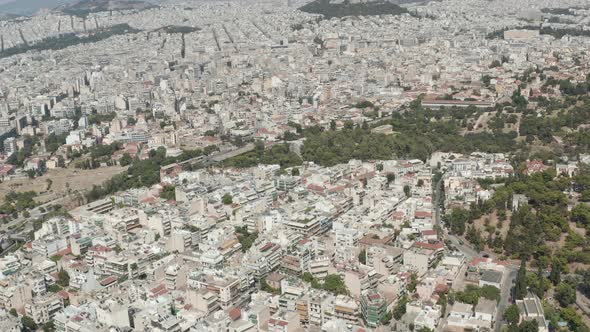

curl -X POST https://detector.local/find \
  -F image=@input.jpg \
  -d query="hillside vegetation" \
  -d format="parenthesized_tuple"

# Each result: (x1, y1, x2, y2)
(299, 0, 408, 19)
(0, 23, 140, 59)
(61, 0, 156, 18)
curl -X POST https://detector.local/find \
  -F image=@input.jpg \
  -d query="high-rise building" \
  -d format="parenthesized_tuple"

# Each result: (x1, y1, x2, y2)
(361, 290, 387, 328)
(3, 137, 16, 156)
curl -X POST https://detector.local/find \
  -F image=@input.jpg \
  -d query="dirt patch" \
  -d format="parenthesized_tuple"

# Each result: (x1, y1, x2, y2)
(0, 166, 125, 204)
(472, 210, 511, 238)
(472, 112, 491, 133)
(570, 223, 586, 237)
(546, 233, 568, 251)
(546, 222, 586, 251)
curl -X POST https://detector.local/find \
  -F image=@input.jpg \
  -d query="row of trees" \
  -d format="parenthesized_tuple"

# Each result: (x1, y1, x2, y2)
(487, 26, 590, 40)
(449, 285, 501, 304)
(86, 147, 202, 202)
(45, 133, 68, 154)
(0, 191, 38, 216)
(300, 114, 520, 166)
(87, 111, 117, 125)
(301, 272, 348, 295)
(520, 97, 590, 145)
(160, 186, 176, 201)
(6, 135, 37, 167)
(503, 303, 541, 332)
(90, 142, 122, 159)
(225, 142, 302, 169)
(446, 166, 590, 268)
(446, 165, 590, 330)
(510, 258, 587, 331)
(299, 0, 408, 19)
(234, 226, 258, 252)
(0, 24, 141, 59)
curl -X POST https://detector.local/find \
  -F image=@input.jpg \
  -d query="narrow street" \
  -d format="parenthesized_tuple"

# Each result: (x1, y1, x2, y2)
(433, 172, 516, 332)
(433, 175, 480, 257)
(496, 268, 518, 332)
(575, 291, 590, 328)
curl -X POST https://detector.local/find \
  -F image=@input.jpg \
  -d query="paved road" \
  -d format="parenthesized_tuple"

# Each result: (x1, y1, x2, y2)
(433, 172, 517, 332)
(1, 144, 257, 243)
(209, 143, 255, 163)
(495, 268, 518, 332)
(434, 175, 480, 258)
(1, 206, 41, 233)
(0, 193, 70, 245)
(433, 175, 444, 229)
(174, 143, 256, 168)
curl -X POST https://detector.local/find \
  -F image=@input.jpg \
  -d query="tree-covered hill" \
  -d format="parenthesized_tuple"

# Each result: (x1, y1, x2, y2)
(299, 0, 408, 19)
(0, 23, 140, 59)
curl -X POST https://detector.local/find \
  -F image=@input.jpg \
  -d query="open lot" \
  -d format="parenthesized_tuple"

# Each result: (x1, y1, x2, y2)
(0, 166, 125, 205)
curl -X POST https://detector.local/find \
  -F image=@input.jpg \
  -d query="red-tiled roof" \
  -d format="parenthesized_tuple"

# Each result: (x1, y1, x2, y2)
(69, 262, 84, 269)
(414, 241, 444, 250)
(0, 164, 14, 174)
(493, 259, 510, 266)
(229, 308, 241, 321)
(99, 276, 117, 286)
(57, 247, 72, 256)
(141, 196, 157, 204)
(392, 211, 405, 219)
(468, 257, 488, 266)
(89, 245, 111, 253)
(57, 290, 70, 299)
(415, 211, 432, 219)
(327, 185, 346, 192)
(306, 184, 325, 193)
(260, 242, 273, 252)
(150, 284, 168, 297)
(435, 284, 449, 294)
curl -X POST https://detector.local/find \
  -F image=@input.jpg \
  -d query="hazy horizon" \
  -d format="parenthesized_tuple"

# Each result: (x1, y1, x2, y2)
(0, 0, 80, 15)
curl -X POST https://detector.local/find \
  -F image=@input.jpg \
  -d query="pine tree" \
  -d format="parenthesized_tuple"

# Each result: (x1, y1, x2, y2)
(549, 258, 562, 286)
(514, 259, 527, 300)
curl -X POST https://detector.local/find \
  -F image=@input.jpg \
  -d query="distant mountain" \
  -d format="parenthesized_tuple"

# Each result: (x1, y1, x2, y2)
(0, 12, 21, 20)
(59, 0, 157, 17)
(0, 0, 78, 16)
(299, 0, 408, 19)
(0, 0, 157, 16)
